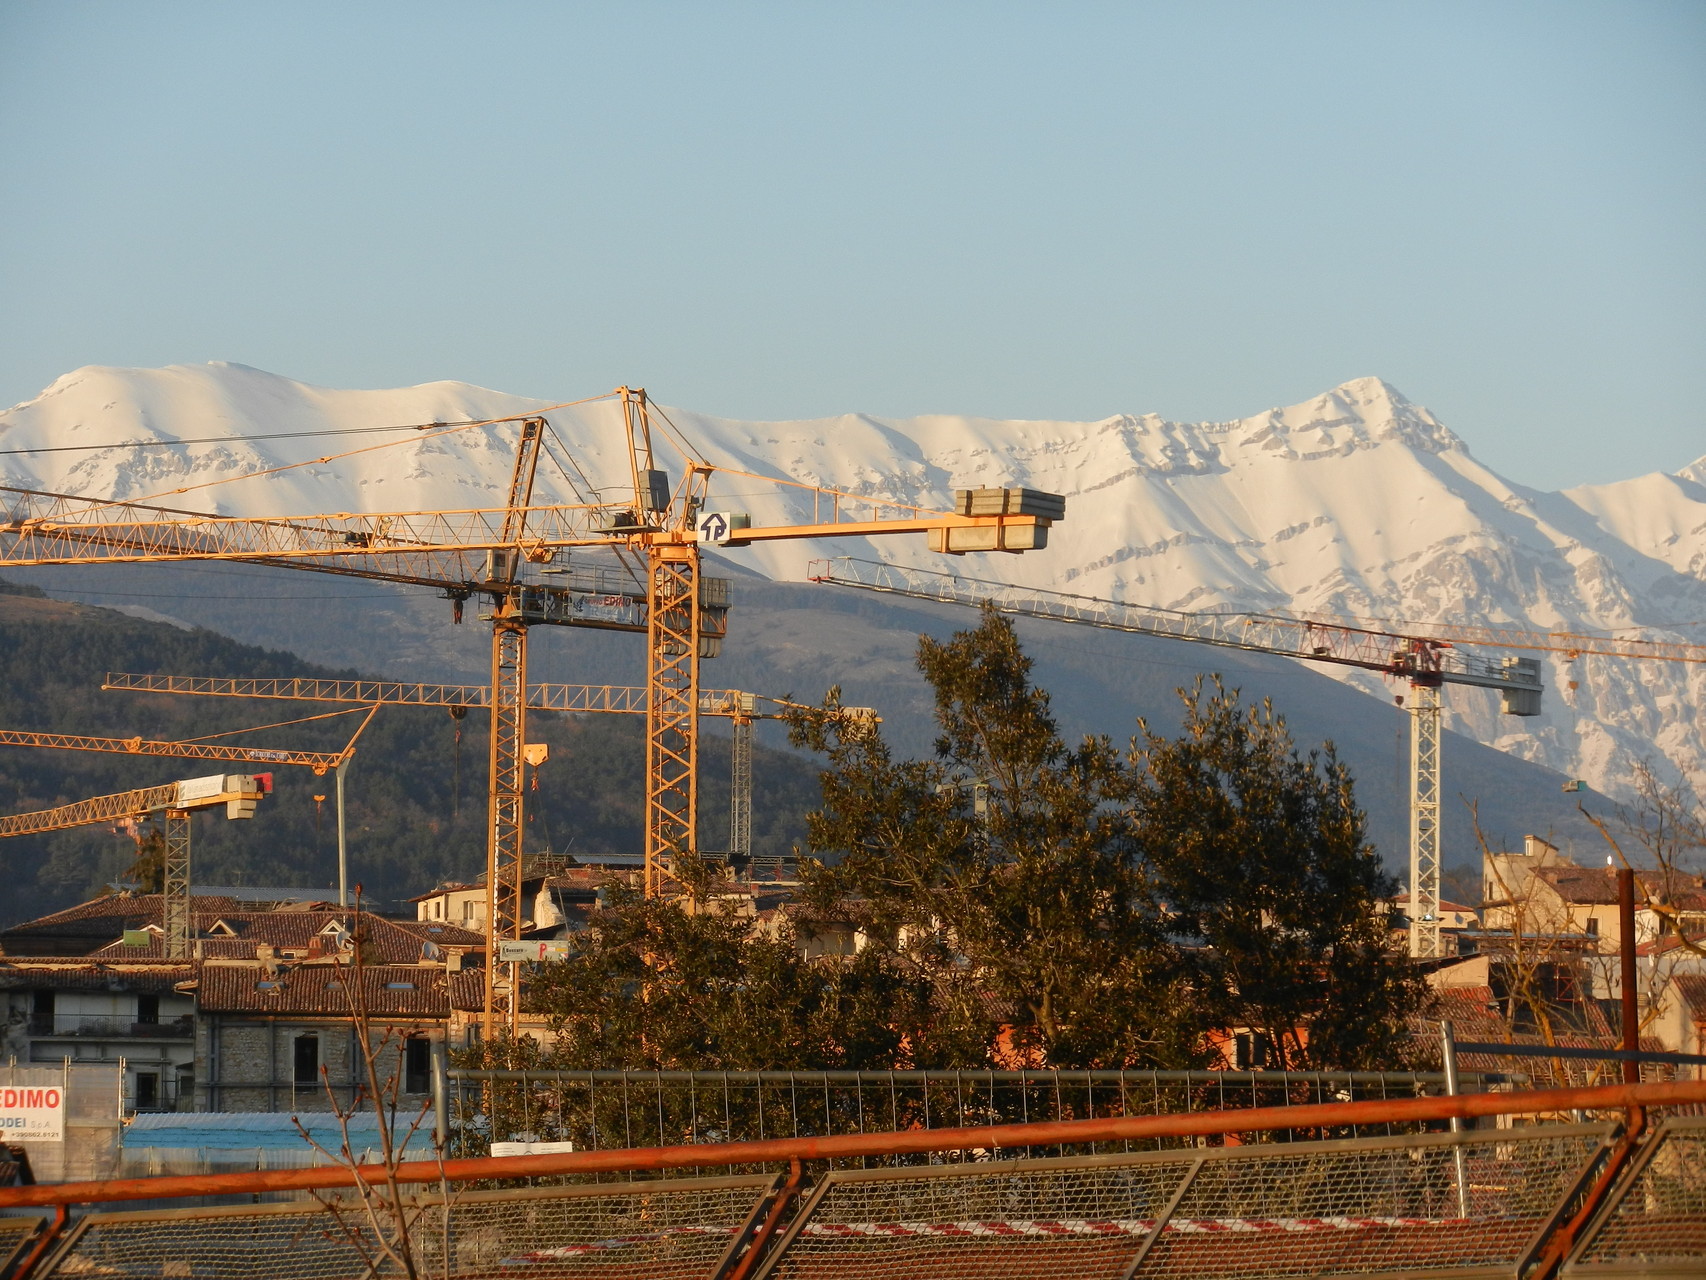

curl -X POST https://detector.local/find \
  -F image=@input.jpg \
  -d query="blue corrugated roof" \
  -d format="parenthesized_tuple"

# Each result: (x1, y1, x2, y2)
(124, 1112, 435, 1154)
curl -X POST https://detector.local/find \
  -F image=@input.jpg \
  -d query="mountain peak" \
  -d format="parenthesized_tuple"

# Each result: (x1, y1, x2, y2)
(1331, 375, 1410, 404)
(1243, 376, 1461, 460)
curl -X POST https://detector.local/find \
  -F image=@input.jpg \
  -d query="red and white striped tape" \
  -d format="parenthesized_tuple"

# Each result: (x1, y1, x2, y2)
(802, 1215, 1454, 1239)
(500, 1213, 1462, 1264)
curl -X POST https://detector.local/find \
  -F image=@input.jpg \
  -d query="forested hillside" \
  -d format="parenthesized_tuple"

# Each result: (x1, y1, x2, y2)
(0, 580, 820, 924)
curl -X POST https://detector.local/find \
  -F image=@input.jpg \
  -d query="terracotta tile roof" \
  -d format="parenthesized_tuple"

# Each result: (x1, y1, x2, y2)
(1534, 866, 1620, 905)
(84, 912, 477, 964)
(7, 894, 243, 929)
(1415, 985, 1513, 1069)
(389, 921, 485, 947)
(1674, 974, 1706, 1016)
(195, 963, 451, 1018)
(448, 968, 486, 1012)
(543, 868, 627, 891)
(88, 937, 277, 962)
(1411, 983, 1667, 1082)
(1, 894, 249, 954)
(0, 962, 193, 993)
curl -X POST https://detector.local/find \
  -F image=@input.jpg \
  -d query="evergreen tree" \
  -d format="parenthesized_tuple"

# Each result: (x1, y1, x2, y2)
(791, 610, 1195, 1068)
(130, 828, 166, 893)
(1130, 677, 1425, 1069)
(511, 614, 1423, 1075)
(522, 886, 938, 1069)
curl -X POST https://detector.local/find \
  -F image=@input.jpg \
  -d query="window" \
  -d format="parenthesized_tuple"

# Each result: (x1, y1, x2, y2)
(136, 994, 159, 1025)
(1233, 1032, 1270, 1071)
(29, 990, 53, 1035)
(293, 1034, 320, 1084)
(405, 1038, 431, 1094)
(1586, 917, 1600, 937)
(462, 900, 476, 924)
(135, 1072, 159, 1110)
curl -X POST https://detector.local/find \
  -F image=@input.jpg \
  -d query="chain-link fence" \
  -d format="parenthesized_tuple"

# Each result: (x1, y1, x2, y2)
(35, 1174, 777, 1279)
(0, 1214, 47, 1274)
(23, 1125, 1632, 1279)
(752, 1124, 1612, 1280)
(446, 1068, 1515, 1166)
(5, 1080, 1703, 1280)
(1565, 1116, 1706, 1275)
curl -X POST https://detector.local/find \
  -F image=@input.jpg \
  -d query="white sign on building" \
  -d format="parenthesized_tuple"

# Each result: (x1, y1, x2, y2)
(496, 940, 571, 963)
(0, 1082, 66, 1141)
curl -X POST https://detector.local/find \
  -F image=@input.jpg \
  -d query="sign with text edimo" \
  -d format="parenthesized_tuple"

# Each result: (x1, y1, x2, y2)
(0, 1084, 65, 1141)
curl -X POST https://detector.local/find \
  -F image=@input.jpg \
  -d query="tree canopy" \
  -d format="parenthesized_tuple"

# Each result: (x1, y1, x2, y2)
(1130, 675, 1424, 1069)
(515, 609, 1425, 1073)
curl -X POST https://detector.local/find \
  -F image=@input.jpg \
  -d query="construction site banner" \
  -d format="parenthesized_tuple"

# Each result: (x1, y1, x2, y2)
(0, 1082, 65, 1141)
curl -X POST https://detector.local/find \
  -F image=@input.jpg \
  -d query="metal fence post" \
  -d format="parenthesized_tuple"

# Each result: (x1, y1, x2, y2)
(1441, 1019, 1470, 1218)
(431, 1041, 449, 1153)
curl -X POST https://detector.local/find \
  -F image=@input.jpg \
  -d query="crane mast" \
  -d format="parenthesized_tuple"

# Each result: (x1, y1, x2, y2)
(809, 557, 1546, 959)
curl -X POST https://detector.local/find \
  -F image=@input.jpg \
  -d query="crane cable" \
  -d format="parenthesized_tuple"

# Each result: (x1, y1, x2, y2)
(51, 392, 624, 516)
(171, 704, 376, 744)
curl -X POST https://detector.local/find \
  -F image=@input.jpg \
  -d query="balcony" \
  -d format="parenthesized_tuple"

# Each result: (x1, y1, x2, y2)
(28, 1014, 193, 1040)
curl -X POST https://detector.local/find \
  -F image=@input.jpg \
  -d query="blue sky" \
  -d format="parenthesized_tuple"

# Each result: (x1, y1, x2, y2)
(1, 1, 1700, 490)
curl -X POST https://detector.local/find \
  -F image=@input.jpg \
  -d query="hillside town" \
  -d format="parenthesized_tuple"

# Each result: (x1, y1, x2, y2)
(4, 834, 1703, 1122)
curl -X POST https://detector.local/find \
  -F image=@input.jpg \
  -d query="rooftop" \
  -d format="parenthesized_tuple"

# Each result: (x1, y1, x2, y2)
(194, 962, 452, 1018)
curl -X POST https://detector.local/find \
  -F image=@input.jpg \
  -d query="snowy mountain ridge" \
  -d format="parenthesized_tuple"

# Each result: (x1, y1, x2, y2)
(3, 361, 1704, 799)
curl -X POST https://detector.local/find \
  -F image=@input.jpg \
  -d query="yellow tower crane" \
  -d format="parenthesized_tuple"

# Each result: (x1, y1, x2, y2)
(0, 389, 1062, 1032)
(98, 673, 864, 879)
(0, 705, 376, 913)
(0, 773, 271, 959)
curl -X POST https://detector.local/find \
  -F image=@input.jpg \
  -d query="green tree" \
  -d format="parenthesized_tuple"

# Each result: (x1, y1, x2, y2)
(130, 828, 166, 894)
(502, 614, 1424, 1078)
(1130, 676, 1425, 1070)
(522, 886, 938, 1070)
(791, 610, 1194, 1068)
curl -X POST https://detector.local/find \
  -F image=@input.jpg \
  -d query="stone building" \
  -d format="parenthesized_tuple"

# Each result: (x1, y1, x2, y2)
(192, 963, 454, 1112)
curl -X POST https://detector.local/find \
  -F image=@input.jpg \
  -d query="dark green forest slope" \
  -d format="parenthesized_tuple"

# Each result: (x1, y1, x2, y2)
(0, 579, 820, 924)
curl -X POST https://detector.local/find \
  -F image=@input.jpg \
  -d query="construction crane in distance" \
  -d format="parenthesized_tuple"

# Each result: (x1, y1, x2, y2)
(0, 705, 377, 907)
(808, 556, 1549, 960)
(98, 673, 873, 874)
(0, 728, 350, 774)
(0, 388, 1062, 1030)
(1293, 615, 1706, 667)
(0, 773, 271, 959)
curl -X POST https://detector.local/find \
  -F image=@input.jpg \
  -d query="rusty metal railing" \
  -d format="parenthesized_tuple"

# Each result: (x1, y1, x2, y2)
(0, 1079, 1699, 1279)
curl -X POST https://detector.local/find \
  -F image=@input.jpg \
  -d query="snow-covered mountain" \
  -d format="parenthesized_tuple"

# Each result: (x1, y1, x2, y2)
(4, 361, 1704, 799)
